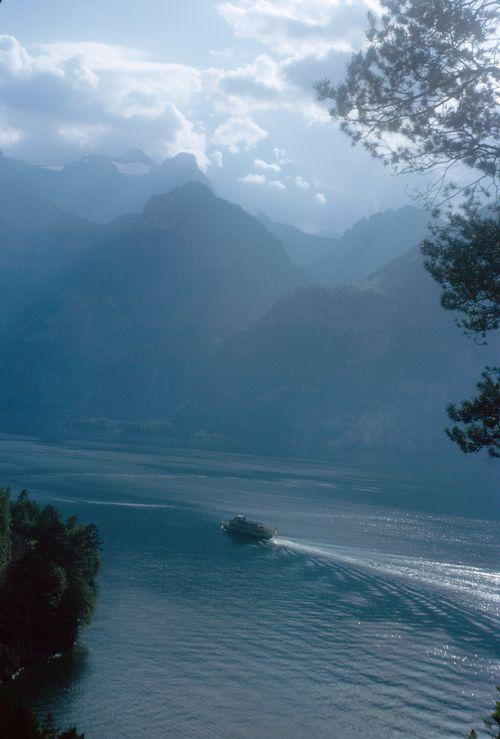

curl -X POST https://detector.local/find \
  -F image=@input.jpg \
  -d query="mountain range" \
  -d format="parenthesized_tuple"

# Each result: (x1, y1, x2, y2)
(0, 182, 308, 429)
(0, 150, 487, 462)
(0, 182, 99, 325)
(175, 247, 491, 459)
(0, 149, 209, 223)
(309, 205, 430, 284)
(258, 206, 430, 285)
(256, 212, 337, 267)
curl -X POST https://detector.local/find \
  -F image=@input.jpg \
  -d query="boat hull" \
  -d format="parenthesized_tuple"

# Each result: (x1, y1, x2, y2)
(221, 522, 274, 541)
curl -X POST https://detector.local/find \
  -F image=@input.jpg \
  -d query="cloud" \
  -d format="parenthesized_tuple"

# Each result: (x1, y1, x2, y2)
(0, 119, 24, 147)
(212, 114, 269, 153)
(210, 150, 224, 167)
(269, 179, 287, 190)
(0, 33, 329, 173)
(220, 54, 285, 105)
(254, 158, 281, 172)
(239, 172, 287, 190)
(217, 0, 375, 59)
(293, 175, 310, 189)
(239, 172, 267, 184)
(0, 35, 210, 167)
(315, 192, 327, 204)
(273, 147, 294, 165)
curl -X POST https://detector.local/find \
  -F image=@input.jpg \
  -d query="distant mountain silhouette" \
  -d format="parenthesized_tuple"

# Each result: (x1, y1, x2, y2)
(0, 180, 99, 324)
(175, 246, 491, 459)
(0, 151, 484, 462)
(0, 182, 310, 430)
(257, 212, 338, 267)
(0, 150, 210, 223)
(307, 205, 430, 283)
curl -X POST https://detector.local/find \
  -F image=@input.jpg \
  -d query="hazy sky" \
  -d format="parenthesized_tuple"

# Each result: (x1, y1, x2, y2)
(0, 0, 421, 231)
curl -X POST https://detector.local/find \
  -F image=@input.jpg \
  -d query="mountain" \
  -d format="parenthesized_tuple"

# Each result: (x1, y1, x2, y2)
(175, 246, 491, 460)
(308, 205, 430, 284)
(256, 213, 338, 267)
(0, 150, 210, 223)
(0, 181, 99, 324)
(0, 182, 310, 430)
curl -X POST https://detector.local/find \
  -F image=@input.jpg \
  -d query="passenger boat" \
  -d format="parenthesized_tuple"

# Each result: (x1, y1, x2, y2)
(221, 515, 277, 541)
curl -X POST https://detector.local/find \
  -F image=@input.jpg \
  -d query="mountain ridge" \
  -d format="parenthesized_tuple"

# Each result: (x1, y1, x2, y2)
(174, 244, 491, 459)
(0, 182, 311, 430)
(0, 151, 211, 223)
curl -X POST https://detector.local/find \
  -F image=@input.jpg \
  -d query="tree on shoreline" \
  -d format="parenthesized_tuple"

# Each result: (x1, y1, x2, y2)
(317, 0, 499, 457)
(0, 699, 83, 739)
(0, 491, 101, 681)
(0, 488, 11, 567)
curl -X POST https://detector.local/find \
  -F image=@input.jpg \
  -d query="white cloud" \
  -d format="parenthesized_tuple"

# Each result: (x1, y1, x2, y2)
(293, 175, 310, 189)
(0, 35, 39, 75)
(221, 54, 285, 104)
(315, 192, 327, 204)
(212, 115, 269, 153)
(210, 150, 224, 167)
(0, 120, 24, 147)
(217, 0, 374, 59)
(269, 179, 287, 190)
(239, 173, 287, 190)
(254, 158, 281, 172)
(239, 172, 267, 184)
(215, 51, 332, 124)
(0, 32, 330, 173)
(273, 147, 294, 165)
(0, 35, 210, 168)
(209, 46, 237, 60)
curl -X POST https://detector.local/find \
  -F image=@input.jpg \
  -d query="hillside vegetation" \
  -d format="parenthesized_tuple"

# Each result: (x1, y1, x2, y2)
(0, 491, 100, 682)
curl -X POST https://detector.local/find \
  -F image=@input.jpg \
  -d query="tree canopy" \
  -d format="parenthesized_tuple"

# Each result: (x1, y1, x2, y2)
(447, 366, 500, 457)
(0, 488, 11, 568)
(0, 700, 83, 739)
(422, 205, 500, 336)
(0, 492, 101, 680)
(316, 0, 499, 206)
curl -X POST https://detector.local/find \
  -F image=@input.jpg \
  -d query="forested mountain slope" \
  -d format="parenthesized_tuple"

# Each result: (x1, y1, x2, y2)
(0, 182, 310, 430)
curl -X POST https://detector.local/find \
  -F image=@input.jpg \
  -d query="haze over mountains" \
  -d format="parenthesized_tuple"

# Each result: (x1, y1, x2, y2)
(256, 213, 337, 267)
(0, 149, 210, 223)
(0, 180, 307, 428)
(0, 184, 98, 324)
(309, 205, 430, 284)
(259, 206, 430, 285)
(177, 247, 490, 459)
(0, 150, 489, 460)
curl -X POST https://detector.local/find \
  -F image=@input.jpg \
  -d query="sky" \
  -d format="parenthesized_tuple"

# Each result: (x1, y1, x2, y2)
(0, 0, 422, 232)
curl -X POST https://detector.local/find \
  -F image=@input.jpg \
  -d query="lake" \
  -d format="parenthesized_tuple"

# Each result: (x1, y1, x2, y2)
(0, 435, 498, 737)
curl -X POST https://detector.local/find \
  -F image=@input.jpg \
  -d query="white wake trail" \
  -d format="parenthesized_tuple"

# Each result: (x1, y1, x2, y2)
(271, 537, 500, 612)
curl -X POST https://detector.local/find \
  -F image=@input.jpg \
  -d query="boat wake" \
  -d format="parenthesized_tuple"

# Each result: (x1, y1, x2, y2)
(35, 493, 176, 510)
(271, 537, 500, 614)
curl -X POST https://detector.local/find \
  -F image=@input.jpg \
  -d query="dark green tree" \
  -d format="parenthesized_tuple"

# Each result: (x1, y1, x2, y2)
(317, 0, 499, 456)
(11, 489, 43, 538)
(316, 0, 499, 204)
(422, 206, 500, 337)
(447, 366, 499, 458)
(0, 487, 11, 568)
(0, 492, 101, 680)
(0, 698, 83, 738)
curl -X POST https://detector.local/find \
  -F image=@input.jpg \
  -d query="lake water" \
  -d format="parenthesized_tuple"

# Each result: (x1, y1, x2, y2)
(0, 436, 498, 737)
